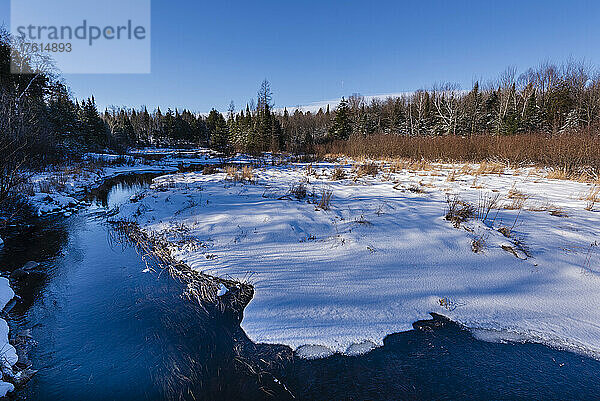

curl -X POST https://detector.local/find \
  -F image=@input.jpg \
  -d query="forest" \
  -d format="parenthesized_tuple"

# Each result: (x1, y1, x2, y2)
(2, 27, 600, 213)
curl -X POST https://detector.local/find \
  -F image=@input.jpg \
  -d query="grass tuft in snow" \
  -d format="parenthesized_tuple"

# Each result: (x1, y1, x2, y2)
(445, 195, 475, 228)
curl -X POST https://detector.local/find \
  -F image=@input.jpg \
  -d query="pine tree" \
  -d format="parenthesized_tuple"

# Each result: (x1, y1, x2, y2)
(80, 96, 107, 147)
(207, 109, 229, 153)
(328, 97, 352, 140)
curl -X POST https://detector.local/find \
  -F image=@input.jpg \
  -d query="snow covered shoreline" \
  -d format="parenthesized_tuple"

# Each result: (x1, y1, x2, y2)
(108, 153, 600, 359)
(27, 157, 179, 218)
(0, 276, 16, 396)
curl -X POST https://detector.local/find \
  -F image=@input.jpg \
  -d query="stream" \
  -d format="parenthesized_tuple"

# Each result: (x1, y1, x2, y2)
(0, 172, 598, 400)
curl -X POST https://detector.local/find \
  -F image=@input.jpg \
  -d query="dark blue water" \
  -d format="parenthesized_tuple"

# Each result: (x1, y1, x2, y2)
(0, 174, 598, 400)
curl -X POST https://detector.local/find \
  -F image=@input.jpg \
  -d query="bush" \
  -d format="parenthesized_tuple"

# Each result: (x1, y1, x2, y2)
(317, 132, 600, 178)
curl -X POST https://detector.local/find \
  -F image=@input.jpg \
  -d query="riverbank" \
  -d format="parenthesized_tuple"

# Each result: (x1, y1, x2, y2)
(111, 153, 600, 359)
(0, 275, 16, 397)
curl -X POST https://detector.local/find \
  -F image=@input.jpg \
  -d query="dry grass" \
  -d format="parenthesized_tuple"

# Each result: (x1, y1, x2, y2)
(242, 165, 254, 181)
(471, 234, 487, 253)
(546, 168, 570, 180)
(476, 192, 500, 223)
(330, 167, 346, 180)
(289, 182, 307, 200)
(476, 161, 504, 175)
(354, 162, 380, 177)
(317, 189, 333, 210)
(110, 220, 253, 315)
(583, 186, 600, 211)
(504, 197, 527, 210)
(226, 165, 254, 183)
(445, 195, 475, 228)
(507, 186, 529, 200)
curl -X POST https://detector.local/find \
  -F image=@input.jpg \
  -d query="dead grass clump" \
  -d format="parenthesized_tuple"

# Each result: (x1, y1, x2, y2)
(317, 189, 333, 210)
(504, 197, 526, 210)
(507, 186, 529, 201)
(289, 183, 307, 200)
(476, 161, 504, 175)
(241, 165, 254, 181)
(408, 159, 434, 171)
(354, 162, 380, 177)
(226, 165, 254, 183)
(407, 184, 426, 193)
(471, 234, 487, 253)
(226, 165, 239, 179)
(546, 168, 569, 180)
(459, 164, 474, 175)
(477, 192, 500, 222)
(583, 186, 600, 211)
(498, 226, 512, 238)
(202, 164, 218, 175)
(389, 161, 406, 173)
(446, 170, 457, 182)
(549, 207, 568, 217)
(331, 167, 346, 180)
(445, 195, 475, 227)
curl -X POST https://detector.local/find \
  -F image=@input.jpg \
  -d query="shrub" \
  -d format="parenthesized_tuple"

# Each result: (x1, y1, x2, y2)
(316, 132, 600, 179)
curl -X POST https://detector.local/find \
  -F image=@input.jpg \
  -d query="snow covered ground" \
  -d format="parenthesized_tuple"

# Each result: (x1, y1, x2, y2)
(105, 156, 599, 359)
(0, 277, 16, 396)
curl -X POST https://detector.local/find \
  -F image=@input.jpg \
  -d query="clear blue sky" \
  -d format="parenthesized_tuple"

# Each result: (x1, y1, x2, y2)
(1, 0, 598, 113)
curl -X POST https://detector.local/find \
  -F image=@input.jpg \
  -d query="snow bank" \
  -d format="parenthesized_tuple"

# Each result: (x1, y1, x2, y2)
(114, 162, 600, 358)
(0, 277, 16, 395)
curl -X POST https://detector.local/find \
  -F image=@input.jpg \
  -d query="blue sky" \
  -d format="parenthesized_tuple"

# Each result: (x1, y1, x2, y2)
(1, 0, 598, 112)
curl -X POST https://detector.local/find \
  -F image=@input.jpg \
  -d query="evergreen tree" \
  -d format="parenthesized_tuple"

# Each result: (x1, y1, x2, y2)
(328, 97, 352, 140)
(207, 109, 229, 153)
(80, 96, 107, 147)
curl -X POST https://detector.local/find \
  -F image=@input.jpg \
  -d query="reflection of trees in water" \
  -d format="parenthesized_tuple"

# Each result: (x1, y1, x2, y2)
(0, 216, 70, 313)
(86, 173, 159, 207)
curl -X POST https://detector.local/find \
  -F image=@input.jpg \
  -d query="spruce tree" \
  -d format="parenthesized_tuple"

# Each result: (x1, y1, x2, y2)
(328, 97, 352, 140)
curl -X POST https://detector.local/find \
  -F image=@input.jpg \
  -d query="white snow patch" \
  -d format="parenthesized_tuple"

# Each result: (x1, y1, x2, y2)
(216, 283, 228, 297)
(113, 160, 600, 358)
(0, 277, 16, 394)
(296, 344, 334, 359)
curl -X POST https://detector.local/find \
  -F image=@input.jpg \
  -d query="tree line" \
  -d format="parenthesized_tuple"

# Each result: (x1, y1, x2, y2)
(3, 25, 600, 166)
(89, 62, 600, 156)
